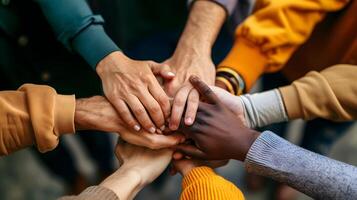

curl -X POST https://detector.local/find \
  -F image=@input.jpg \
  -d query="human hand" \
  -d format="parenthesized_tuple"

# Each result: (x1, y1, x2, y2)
(175, 76, 260, 161)
(115, 139, 173, 185)
(210, 86, 247, 126)
(100, 140, 173, 200)
(171, 158, 228, 176)
(96, 51, 173, 133)
(163, 51, 215, 131)
(74, 96, 184, 149)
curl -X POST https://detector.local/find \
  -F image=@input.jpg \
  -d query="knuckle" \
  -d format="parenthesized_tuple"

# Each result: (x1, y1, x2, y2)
(126, 119, 136, 127)
(133, 108, 145, 116)
(174, 98, 186, 108)
(158, 94, 170, 106)
(148, 104, 161, 114)
(147, 138, 159, 149)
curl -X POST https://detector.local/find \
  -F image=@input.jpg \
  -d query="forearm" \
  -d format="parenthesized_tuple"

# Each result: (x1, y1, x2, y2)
(176, 0, 226, 56)
(100, 166, 143, 200)
(59, 167, 142, 200)
(244, 131, 357, 199)
(34, 0, 120, 68)
(188, 0, 238, 16)
(0, 84, 75, 155)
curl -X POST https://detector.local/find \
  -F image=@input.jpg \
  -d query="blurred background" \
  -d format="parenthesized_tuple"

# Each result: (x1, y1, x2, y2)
(0, 0, 356, 199)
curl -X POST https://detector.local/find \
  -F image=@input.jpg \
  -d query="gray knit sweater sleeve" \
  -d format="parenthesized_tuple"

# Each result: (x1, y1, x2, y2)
(58, 186, 119, 200)
(244, 131, 357, 200)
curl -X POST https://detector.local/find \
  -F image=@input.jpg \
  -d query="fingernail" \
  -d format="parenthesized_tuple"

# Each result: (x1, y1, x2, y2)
(160, 125, 166, 131)
(169, 124, 177, 130)
(149, 127, 156, 133)
(189, 75, 198, 82)
(156, 129, 162, 134)
(167, 72, 175, 77)
(134, 125, 141, 131)
(185, 117, 193, 125)
(180, 137, 186, 143)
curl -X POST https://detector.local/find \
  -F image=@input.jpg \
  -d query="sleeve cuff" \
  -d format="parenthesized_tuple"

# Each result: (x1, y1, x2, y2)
(279, 85, 302, 120)
(240, 89, 288, 128)
(182, 166, 216, 189)
(244, 131, 287, 173)
(72, 24, 121, 69)
(54, 94, 76, 136)
(219, 38, 268, 91)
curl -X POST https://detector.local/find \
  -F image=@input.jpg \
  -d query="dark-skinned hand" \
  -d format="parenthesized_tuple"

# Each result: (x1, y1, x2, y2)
(175, 76, 261, 161)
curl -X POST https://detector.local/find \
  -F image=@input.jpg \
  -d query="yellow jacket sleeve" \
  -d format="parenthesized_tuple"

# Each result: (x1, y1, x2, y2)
(180, 166, 245, 200)
(0, 84, 75, 156)
(279, 64, 357, 121)
(219, 0, 349, 90)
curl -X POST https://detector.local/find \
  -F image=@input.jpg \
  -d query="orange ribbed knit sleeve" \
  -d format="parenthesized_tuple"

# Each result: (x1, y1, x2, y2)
(0, 84, 75, 155)
(180, 166, 245, 200)
(219, 0, 349, 90)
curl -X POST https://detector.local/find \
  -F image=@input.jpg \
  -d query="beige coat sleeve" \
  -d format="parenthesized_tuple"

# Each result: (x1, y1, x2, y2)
(279, 64, 357, 121)
(59, 186, 119, 200)
(0, 84, 75, 156)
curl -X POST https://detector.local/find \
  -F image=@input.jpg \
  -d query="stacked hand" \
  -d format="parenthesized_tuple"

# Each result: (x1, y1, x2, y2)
(100, 140, 173, 200)
(162, 51, 216, 131)
(175, 76, 260, 161)
(96, 51, 174, 134)
(74, 96, 184, 149)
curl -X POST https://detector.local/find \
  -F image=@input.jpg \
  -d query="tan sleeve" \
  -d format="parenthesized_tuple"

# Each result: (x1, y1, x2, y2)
(59, 186, 119, 200)
(279, 64, 357, 121)
(0, 84, 75, 156)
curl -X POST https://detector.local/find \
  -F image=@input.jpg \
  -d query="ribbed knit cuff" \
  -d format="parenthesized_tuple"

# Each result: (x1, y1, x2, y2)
(58, 186, 119, 200)
(240, 89, 288, 128)
(54, 94, 76, 136)
(219, 38, 268, 91)
(244, 131, 288, 173)
(72, 24, 120, 69)
(182, 166, 216, 189)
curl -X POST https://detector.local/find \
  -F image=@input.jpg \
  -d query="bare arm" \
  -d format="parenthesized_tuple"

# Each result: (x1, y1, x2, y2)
(165, 0, 227, 130)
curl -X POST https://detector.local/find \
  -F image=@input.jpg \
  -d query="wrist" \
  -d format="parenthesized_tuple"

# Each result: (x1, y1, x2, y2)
(74, 99, 86, 131)
(100, 167, 143, 200)
(236, 129, 261, 161)
(174, 41, 211, 59)
(96, 51, 128, 76)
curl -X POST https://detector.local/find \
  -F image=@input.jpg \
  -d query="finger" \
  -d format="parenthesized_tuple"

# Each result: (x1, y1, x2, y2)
(121, 130, 185, 150)
(184, 89, 199, 126)
(145, 133, 185, 149)
(114, 139, 126, 164)
(126, 95, 156, 133)
(175, 144, 207, 159)
(111, 98, 141, 131)
(151, 63, 175, 80)
(178, 122, 204, 139)
(189, 75, 219, 104)
(138, 89, 165, 130)
(169, 85, 191, 130)
(169, 165, 178, 176)
(173, 152, 184, 160)
(148, 80, 171, 123)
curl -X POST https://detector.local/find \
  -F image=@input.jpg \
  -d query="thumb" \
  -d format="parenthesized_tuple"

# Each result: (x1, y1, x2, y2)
(151, 63, 175, 80)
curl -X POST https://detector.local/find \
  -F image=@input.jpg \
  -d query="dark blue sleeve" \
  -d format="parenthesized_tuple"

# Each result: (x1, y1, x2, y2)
(35, 0, 120, 69)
